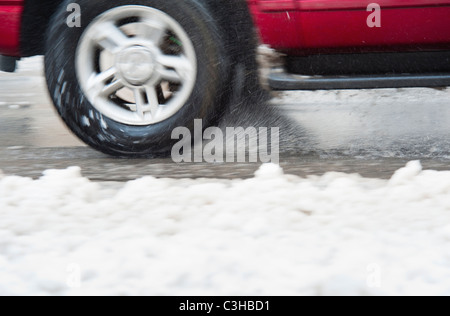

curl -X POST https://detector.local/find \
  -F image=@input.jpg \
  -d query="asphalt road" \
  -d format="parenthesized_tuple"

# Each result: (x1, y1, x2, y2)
(0, 57, 449, 181)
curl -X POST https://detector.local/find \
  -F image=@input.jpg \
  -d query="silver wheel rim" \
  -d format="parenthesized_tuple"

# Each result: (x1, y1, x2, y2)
(76, 5, 197, 126)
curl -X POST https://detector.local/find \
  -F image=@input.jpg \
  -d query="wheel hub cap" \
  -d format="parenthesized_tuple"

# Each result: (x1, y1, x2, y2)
(116, 46, 155, 86)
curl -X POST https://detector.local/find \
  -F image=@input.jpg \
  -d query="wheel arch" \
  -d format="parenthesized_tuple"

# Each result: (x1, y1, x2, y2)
(19, 0, 259, 67)
(20, 0, 63, 57)
(202, 0, 262, 95)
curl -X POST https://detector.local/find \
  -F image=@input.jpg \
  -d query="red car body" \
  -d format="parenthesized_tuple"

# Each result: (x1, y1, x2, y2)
(2, 0, 450, 56)
(0, 0, 23, 56)
(248, 0, 450, 54)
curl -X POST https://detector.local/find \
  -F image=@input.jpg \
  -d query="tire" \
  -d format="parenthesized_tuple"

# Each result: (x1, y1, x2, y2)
(44, 0, 233, 156)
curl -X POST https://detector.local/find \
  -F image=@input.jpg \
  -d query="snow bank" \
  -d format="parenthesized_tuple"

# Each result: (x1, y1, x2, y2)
(1, 162, 450, 296)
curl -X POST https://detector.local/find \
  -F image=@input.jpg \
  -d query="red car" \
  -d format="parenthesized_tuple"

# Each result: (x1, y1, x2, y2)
(1, 0, 450, 155)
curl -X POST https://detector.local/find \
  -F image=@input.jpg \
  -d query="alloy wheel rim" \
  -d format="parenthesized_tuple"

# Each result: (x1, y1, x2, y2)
(75, 5, 197, 126)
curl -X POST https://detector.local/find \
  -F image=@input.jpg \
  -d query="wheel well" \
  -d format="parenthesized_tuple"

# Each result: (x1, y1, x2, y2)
(19, 0, 259, 81)
(20, 0, 63, 57)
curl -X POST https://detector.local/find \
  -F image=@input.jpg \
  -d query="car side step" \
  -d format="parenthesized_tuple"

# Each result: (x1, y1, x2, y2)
(268, 72, 450, 90)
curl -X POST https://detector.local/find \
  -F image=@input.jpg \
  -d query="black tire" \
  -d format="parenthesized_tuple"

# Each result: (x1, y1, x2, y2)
(45, 0, 234, 156)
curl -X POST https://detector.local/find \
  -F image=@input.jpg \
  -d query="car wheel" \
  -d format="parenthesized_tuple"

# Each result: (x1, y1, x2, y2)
(45, 0, 231, 156)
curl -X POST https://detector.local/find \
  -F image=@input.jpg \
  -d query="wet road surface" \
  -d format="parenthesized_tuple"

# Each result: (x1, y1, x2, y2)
(0, 57, 449, 181)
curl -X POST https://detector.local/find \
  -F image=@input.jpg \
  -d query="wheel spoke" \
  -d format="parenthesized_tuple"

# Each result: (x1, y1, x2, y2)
(86, 67, 118, 95)
(93, 67, 117, 84)
(90, 21, 130, 52)
(158, 69, 182, 83)
(140, 18, 167, 45)
(133, 88, 146, 119)
(157, 55, 191, 71)
(145, 86, 160, 118)
(101, 80, 125, 97)
(157, 55, 192, 82)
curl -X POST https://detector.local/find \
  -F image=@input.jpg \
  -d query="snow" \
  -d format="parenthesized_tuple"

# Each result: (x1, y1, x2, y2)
(1, 162, 450, 296)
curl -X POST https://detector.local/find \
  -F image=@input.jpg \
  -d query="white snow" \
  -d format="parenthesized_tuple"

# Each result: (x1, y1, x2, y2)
(1, 162, 450, 296)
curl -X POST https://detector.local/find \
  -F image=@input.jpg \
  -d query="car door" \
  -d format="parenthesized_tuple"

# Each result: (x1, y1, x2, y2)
(293, 0, 450, 51)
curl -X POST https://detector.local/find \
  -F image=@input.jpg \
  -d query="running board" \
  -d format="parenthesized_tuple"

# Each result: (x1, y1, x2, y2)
(269, 72, 450, 90)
